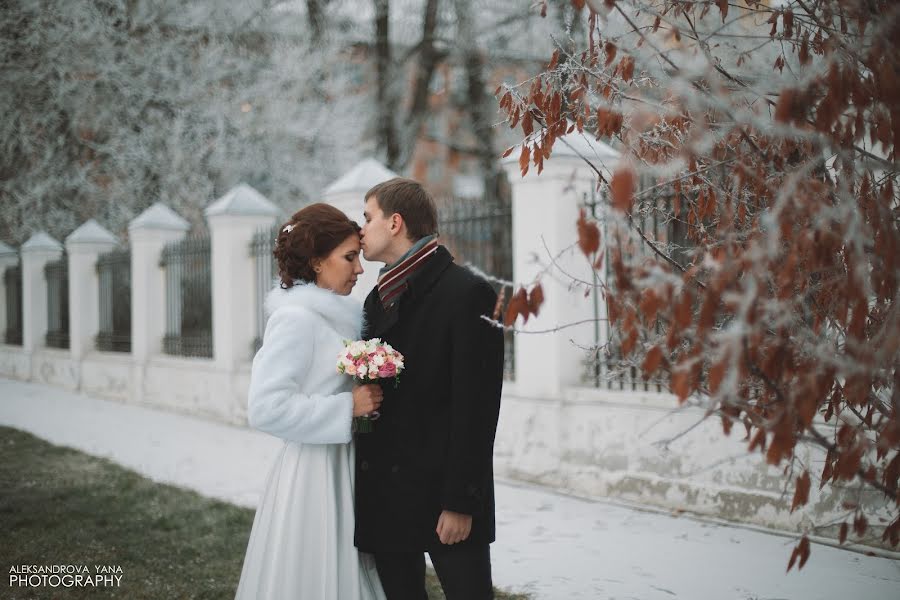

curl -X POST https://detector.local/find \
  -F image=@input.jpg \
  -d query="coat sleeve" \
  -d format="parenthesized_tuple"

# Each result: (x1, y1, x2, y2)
(441, 279, 505, 515)
(246, 307, 354, 444)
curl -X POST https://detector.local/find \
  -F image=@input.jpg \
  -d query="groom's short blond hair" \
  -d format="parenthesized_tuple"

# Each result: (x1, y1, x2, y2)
(365, 178, 438, 242)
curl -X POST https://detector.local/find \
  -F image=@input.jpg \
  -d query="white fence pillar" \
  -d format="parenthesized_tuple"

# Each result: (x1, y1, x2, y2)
(502, 133, 619, 399)
(128, 203, 190, 364)
(322, 158, 399, 303)
(20, 232, 63, 354)
(65, 220, 119, 361)
(0, 241, 18, 343)
(205, 184, 280, 370)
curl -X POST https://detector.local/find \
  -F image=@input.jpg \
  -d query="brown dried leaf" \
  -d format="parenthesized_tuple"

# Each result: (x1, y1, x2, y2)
(708, 360, 726, 394)
(576, 209, 601, 256)
(839, 522, 848, 544)
(749, 428, 767, 453)
(642, 345, 663, 378)
(716, 0, 728, 22)
(621, 325, 638, 357)
(523, 109, 534, 136)
(547, 49, 560, 70)
(610, 166, 636, 213)
(853, 514, 868, 537)
(675, 290, 693, 329)
(786, 536, 810, 571)
(790, 471, 811, 513)
(671, 371, 691, 403)
(527, 283, 544, 318)
(492, 286, 506, 320)
(620, 55, 635, 83)
(504, 287, 529, 326)
(639, 288, 659, 324)
(519, 144, 531, 177)
(604, 42, 617, 67)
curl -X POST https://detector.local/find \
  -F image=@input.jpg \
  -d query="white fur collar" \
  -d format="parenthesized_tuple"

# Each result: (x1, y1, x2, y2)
(264, 281, 362, 339)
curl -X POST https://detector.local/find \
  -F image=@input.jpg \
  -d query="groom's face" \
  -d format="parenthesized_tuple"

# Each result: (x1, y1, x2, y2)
(361, 195, 393, 263)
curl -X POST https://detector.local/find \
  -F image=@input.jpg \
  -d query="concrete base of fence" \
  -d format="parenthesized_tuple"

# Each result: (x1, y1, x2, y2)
(494, 384, 892, 548)
(138, 356, 251, 426)
(0, 345, 30, 380)
(80, 351, 134, 403)
(0, 347, 251, 427)
(30, 348, 80, 391)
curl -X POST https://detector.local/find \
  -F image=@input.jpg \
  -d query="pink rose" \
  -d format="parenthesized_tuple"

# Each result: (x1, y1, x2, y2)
(378, 362, 397, 378)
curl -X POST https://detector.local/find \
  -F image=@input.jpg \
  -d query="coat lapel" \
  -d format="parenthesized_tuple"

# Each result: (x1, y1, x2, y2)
(366, 287, 400, 338)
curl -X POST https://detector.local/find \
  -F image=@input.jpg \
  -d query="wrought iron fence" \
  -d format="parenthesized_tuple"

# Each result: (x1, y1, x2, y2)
(4, 264, 22, 345)
(582, 342, 667, 393)
(249, 225, 278, 355)
(45, 256, 69, 349)
(160, 236, 212, 358)
(96, 249, 131, 353)
(580, 179, 686, 392)
(438, 197, 515, 380)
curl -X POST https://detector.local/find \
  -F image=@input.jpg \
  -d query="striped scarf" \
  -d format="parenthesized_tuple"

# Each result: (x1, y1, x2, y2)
(377, 236, 439, 310)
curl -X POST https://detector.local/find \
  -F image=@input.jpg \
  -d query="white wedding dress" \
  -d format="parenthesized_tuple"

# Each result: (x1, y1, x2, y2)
(235, 283, 385, 600)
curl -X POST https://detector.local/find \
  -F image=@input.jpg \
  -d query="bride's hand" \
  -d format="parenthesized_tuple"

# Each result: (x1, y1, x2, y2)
(352, 384, 383, 417)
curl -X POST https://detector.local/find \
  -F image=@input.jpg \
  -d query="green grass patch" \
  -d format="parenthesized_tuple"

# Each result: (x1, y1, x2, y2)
(0, 426, 527, 599)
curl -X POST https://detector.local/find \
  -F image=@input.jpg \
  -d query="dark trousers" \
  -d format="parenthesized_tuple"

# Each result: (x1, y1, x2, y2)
(374, 544, 493, 600)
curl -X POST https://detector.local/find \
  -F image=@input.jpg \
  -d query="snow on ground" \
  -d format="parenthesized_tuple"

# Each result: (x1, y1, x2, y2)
(1, 378, 898, 600)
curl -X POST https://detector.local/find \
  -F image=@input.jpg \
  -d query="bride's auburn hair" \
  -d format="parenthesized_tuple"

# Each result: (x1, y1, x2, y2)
(274, 203, 361, 289)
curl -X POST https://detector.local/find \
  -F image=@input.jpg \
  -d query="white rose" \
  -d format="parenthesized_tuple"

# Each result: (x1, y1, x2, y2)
(358, 365, 368, 376)
(373, 354, 385, 367)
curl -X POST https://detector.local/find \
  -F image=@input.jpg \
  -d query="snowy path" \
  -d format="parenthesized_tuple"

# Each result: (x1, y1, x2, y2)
(2, 378, 898, 599)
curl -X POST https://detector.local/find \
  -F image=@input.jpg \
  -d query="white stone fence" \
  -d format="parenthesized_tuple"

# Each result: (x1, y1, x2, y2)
(0, 151, 884, 546)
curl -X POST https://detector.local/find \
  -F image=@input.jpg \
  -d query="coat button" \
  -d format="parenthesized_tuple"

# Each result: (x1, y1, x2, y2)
(391, 465, 400, 474)
(361, 461, 369, 471)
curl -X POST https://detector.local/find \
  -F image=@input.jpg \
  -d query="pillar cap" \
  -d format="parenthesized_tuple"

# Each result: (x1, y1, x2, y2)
(129, 202, 190, 232)
(323, 158, 399, 197)
(66, 219, 119, 246)
(22, 231, 63, 253)
(204, 183, 281, 218)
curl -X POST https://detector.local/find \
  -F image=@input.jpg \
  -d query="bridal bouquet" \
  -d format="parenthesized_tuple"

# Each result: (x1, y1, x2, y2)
(336, 338, 404, 433)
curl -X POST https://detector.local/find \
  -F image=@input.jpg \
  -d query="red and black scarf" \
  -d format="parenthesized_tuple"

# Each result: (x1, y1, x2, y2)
(377, 236, 439, 310)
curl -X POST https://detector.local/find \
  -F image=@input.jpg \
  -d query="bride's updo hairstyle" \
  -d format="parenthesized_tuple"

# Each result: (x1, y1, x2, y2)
(273, 203, 361, 289)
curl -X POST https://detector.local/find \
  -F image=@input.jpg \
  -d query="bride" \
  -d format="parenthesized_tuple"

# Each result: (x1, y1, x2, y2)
(235, 203, 386, 599)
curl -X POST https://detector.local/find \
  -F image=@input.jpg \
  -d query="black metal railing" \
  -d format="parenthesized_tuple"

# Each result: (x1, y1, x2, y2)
(249, 225, 278, 355)
(45, 256, 69, 349)
(4, 264, 22, 345)
(438, 197, 515, 380)
(160, 236, 212, 358)
(582, 345, 667, 393)
(96, 248, 132, 353)
(580, 178, 688, 391)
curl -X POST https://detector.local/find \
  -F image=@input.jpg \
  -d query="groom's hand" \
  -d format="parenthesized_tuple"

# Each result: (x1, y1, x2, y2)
(436, 510, 472, 545)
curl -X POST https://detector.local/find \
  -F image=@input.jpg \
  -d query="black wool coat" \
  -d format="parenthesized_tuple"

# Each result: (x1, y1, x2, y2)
(353, 245, 505, 553)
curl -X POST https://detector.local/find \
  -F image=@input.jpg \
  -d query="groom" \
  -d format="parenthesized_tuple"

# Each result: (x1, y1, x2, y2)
(355, 177, 505, 600)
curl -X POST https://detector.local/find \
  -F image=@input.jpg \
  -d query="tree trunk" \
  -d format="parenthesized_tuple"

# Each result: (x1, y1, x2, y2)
(374, 0, 400, 169)
(453, 0, 502, 205)
(396, 0, 441, 171)
(306, 0, 327, 45)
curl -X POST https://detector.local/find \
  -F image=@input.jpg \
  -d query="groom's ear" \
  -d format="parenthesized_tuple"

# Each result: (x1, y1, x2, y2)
(389, 213, 405, 236)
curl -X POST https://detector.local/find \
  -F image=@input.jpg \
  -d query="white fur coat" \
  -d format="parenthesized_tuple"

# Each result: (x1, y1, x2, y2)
(247, 282, 363, 444)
